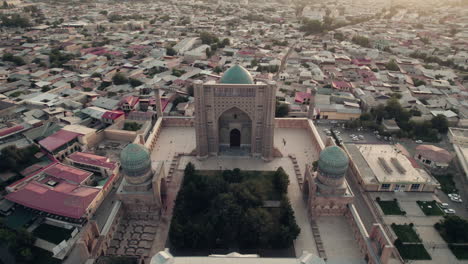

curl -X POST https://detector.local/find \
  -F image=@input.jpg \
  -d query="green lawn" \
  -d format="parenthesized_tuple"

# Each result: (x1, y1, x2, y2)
(391, 224, 421, 243)
(417, 200, 445, 216)
(33, 224, 73, 244)
(377, 199, 405, 215)
(449, 245, 468, 259)
(395, 243, 431, 260)
(433, 174, 458, 194)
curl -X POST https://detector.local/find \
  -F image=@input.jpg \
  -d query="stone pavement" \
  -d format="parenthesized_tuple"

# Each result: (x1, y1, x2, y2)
(150, 127, 196, 176)
(315, 216, 364, 263)
(106, 214, 159, 258)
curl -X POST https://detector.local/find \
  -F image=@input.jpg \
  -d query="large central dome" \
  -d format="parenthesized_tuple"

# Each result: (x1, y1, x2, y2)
(220, 64, 254, 84)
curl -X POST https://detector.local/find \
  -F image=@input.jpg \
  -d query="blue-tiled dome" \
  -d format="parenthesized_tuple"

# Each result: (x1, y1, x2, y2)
(120, 143, 151, 177)
(220, 65, 254, 84)
(318, 146, 349, 178)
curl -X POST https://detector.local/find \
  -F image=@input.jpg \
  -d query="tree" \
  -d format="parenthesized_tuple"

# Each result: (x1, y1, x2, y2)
(2, 53, 25, 66)
(129, 78, 143, 87)
(412, 78, 426, 87)
(273, 167, 289, 194)
(436, 216, 468, 243)
(213, 66, 222, 74)
(221, 38, 230, 47)
(276, 102, 289, 117)
(239, 208, 274, 248)
(334, 32, 345, 41)
(166, 47, 177, 56)
(385, 59, 400, 71)
(351, 35, 371, 48)
(431, 114, 448, 134)
(299, 19, 323, 35)
(112, 73, 128, 85)
(200, 31, 219, 45)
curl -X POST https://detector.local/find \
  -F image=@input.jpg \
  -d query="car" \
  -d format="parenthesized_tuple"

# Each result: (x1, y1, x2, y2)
(451, 197, 463, 203)
(352, 137, 359, 141)
(415, 140, 423, 144)
(350, 134, 356, 138)
(444, 209, 456, 214)
(358, 135, 364, 139)
(440, 203, 449, 208)
(448, 193, 460, 199)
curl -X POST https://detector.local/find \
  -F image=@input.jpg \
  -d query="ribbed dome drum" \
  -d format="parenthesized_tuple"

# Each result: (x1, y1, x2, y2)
(120, 144, 152, 181)
(220, 65, 254, 84)
(317, 146, 349, 179)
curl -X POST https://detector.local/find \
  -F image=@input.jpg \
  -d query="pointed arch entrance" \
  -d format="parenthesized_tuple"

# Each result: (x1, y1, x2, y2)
(218, 107, 252, 154)
(230, 129, 241, 147)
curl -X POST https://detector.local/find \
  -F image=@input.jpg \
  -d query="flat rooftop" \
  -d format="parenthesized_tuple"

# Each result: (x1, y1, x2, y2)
(347, 144, 435, 184)
(449, 127, 468, 138)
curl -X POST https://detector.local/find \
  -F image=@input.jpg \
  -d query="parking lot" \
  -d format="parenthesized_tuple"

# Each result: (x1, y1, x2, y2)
(314, 120, 387, 145)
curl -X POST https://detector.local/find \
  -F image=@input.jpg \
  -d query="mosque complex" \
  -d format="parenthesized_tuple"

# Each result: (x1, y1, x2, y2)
(69, 65, 397, 264)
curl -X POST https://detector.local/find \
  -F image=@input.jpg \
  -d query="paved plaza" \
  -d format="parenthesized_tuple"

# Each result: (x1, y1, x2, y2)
(150, 127, 196, 175)
(316, 216, 365, 264)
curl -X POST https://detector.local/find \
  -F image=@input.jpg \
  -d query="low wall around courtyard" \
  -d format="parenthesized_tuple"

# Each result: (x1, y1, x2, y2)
(162, 116, 194, 127)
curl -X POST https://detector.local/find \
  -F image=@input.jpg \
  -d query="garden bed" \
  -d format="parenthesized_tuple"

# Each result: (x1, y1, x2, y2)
(33, 223, 73, 244)
(376, 198, 405, 215)
(416, 200, 445, 216)
(391, 224, 421, 243)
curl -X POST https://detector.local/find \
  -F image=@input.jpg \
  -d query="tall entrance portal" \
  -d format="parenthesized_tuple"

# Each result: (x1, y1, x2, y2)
(194, 64, 277, 160)
(230, 129, 241, 147)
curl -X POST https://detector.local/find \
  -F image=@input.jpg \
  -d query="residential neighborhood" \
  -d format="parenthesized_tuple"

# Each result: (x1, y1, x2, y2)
(0, 0, 467, 263)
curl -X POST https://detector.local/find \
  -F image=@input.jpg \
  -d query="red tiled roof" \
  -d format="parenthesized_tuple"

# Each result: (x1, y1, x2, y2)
(38, 130, 81, 152)
(68, 152, 117, 170)
(0, 125, 24, 137)
(44, 163, 92, 184)
(332, 81, 353, 89)
(120, 96, 140, 107)
(102, 110, 124, 120)
(6, 179, 99, 219)
(295, 92, 312, 103)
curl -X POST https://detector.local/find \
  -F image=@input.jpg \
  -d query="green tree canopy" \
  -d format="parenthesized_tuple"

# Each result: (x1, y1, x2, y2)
(112, 72, 128, 85)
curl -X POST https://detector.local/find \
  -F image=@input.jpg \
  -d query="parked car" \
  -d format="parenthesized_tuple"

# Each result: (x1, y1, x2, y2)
(415, 140, 423, 144)
(440, 203, 449, 208)
(448, 193, 460, 198)
(444, 209, 456, 214)
(451, 197, 463, 203)
(358, 135, 364, 140)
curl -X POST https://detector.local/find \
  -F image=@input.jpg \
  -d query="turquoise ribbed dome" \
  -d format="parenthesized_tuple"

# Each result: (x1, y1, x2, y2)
(120, 143, 151, 177)
(220, 65, 254, 84)
(318, 146, 349, 178)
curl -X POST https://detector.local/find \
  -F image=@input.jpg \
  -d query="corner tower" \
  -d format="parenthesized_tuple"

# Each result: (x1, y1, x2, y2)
(194, 65, 276, 161)
(117, 144, 166, 217)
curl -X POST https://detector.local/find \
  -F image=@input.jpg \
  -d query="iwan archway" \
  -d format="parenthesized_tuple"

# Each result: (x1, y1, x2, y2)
(218, 107, 251, 154)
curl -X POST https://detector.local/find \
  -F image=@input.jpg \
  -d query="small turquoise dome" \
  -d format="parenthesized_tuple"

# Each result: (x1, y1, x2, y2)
(220, 65, 254, 84)
(120, 143, 151, 177)
(318, 146, 349, 178)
